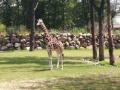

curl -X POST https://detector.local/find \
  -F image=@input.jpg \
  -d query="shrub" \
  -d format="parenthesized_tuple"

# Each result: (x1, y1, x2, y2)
(5, 25, 30, 35)
(99, 61, 111, 66)
(0, 23, 6, 34)
(69, 27, 87, 34)
(38, 27, 87, 34)
(49, 28, 59, 34)
(1, 37, 8, 44)
(113, 30, 120, 35)
(6, 26, 16, 34)
(18, 25, 30, 34)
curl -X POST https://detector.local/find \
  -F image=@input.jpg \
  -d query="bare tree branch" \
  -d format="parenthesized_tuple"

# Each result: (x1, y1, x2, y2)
(34, 2, 38, 10)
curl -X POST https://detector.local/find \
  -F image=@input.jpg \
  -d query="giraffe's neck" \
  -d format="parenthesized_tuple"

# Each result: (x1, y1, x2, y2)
(40, 22, 52, 42)
(40, 23, 48, 34)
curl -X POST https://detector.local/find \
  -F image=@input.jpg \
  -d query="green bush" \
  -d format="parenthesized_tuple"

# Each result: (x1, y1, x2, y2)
(5, 25, 29, 35)
(49, 28, 59, 34)
(1, 37, 8, 44)
(113, 30, 120, 35)
(99, 61, 109, 66)
(6, 26, 16, 34)
(0, 23, 6, 34)
(37, 27, 87, 34)
(18, 25, 30, 34)
(69, 27, 87, 34)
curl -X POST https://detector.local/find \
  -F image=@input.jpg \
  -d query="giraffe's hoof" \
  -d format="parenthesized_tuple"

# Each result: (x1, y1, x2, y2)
(49, 68, 53, 70)
(56, 67, 59, 69)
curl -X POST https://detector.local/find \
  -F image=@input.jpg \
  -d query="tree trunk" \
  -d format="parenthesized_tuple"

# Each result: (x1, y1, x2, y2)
(30, 0, 35, 51)
(90, 0, 97, 59)
(107, 0, 115, 65)
(93, 0, 105, 61)
(98, 11, 104, 61)
(62, 0, 65, 29)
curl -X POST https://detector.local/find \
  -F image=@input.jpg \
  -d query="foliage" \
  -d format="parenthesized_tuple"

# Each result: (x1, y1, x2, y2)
(99, 61, 110, 66)
(0, 23, 6, 34)
(18, 25, 30, 34)
(36, 0, 76, 29)
(93, 0, 108, 23)
(0, 0, 92, 30)
(3, 25, 29, 35)
(20, 0, 31, 28)
(0, 0, 117, 34)
(1, 0, 22, 26)
(6, 26, 16, 34)
(49, 28, 60, 34)
(69, 27, 87, 34)
(113, 30, 120, 35)
(47, 27, 87, 34)
(73, 2, 86, 27)
(0, 37, 8, 44)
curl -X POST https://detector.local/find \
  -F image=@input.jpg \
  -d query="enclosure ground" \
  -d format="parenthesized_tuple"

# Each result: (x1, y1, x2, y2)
(0, 49, 120, 90)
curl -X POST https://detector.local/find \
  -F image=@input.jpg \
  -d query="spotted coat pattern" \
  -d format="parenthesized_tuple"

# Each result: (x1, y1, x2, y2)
(37, 19, 64, 70)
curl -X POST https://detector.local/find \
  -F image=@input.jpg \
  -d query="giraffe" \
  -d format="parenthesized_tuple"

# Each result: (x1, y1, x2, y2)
(37, 19, 64, 70)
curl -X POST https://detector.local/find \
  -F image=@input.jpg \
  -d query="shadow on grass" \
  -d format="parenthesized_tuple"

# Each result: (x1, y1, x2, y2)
(0, 56, 48, 65)
(65, 56, 93, 60)
(0, 55, 91, 65)
(19, 76, 120, 90)
(0, 56, 88, 71)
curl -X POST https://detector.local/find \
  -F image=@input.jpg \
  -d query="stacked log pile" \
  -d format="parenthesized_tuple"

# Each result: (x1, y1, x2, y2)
(57, 33, 93, 49)
(0, 33, 120, 51)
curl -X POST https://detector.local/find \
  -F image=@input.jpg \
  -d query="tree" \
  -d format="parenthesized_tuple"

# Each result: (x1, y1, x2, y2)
(0, 0, 22, 27)
(1, 0, 12, 27)
(93, 0, 105, 61)
(107, 0, 115, 65)
(21, 0, 31, 29)
(36, 0, 76, 29)
(73, 1, 91, 29)
(82, 0, 91, 32)
(30, 0, 38, 51)
(90, 0, 97, 59)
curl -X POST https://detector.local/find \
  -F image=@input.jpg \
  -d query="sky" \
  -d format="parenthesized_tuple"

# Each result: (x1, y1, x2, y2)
(111, 0, 120, 3)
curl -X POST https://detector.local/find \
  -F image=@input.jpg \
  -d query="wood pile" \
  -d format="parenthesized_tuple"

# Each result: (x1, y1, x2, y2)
(0, 33, 120, 51)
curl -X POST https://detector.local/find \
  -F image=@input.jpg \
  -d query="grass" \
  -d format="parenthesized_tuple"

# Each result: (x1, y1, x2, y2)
(0, 49, 120, 90)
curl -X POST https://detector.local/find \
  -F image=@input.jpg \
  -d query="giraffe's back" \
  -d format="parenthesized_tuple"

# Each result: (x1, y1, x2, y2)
(46, 39, 63, 50)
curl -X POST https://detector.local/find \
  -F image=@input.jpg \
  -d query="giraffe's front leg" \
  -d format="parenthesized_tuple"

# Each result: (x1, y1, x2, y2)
(57, 54, 63, 70)
(61, 54, 63, 70)
(48, 50, 53, 70)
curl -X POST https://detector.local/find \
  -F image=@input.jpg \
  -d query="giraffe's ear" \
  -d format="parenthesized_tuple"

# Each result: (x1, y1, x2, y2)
(40, 18, 42, 20)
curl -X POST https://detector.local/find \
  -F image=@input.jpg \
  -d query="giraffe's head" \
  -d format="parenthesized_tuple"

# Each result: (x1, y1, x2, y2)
(37, 19, 43, 26)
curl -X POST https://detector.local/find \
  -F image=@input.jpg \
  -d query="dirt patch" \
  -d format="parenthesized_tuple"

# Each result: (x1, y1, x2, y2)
(0, 78, 58, 90)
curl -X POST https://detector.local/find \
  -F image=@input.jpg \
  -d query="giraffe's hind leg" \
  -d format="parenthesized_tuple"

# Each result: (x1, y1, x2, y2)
(61, 54, 63, 70)
(56, 51, 60, 69)
(56, 50, 63, 69)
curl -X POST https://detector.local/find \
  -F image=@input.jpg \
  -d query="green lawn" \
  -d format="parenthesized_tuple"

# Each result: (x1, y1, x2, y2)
(0, 49, 120, 90)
